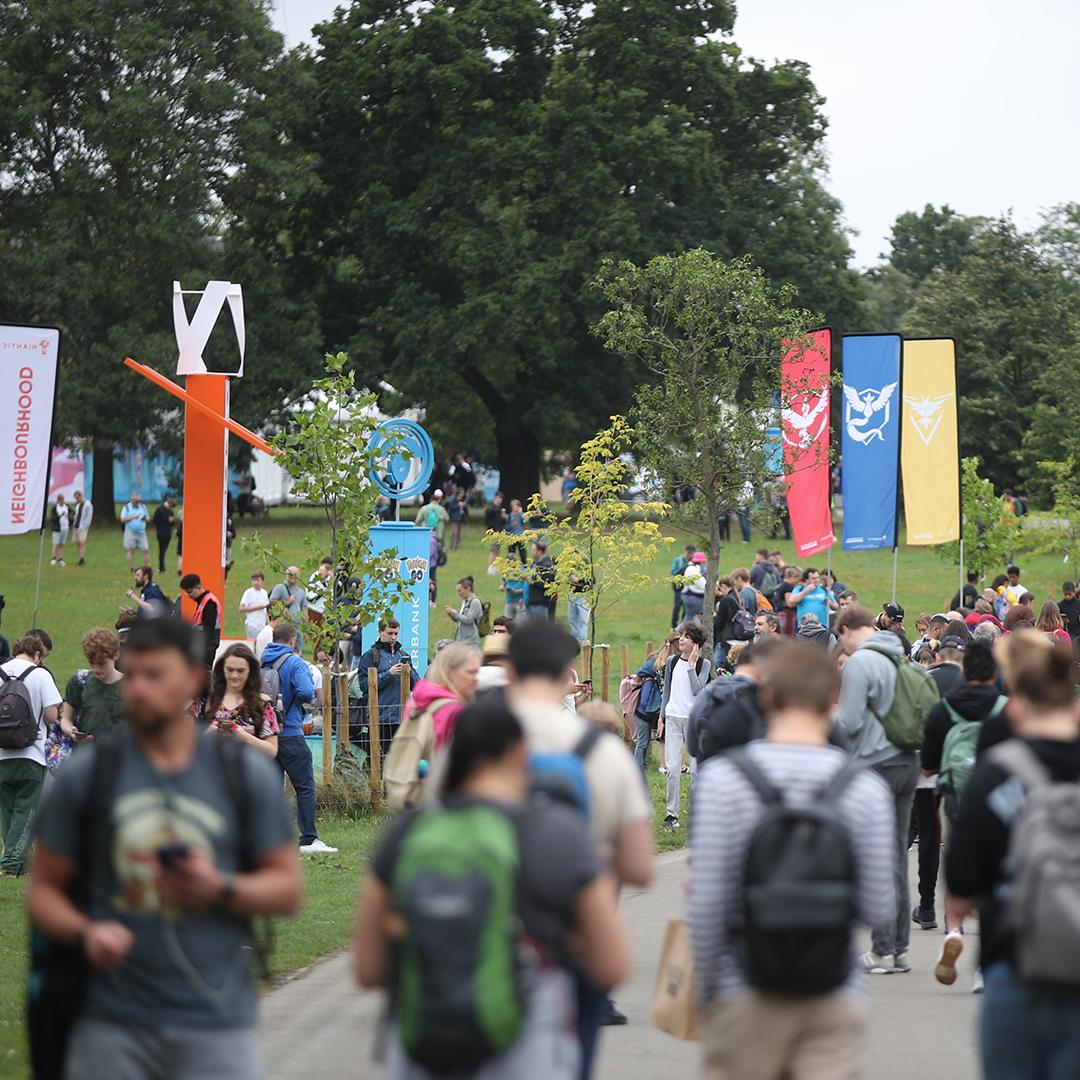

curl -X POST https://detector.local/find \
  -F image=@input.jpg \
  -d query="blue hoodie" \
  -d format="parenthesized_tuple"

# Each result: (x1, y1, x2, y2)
(260, 643, 315, 738)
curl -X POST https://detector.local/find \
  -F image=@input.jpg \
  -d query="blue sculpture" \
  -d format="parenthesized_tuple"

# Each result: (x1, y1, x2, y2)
(368, 418, 435, 500)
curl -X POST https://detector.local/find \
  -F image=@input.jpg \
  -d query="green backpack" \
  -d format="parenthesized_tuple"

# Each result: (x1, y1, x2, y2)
(478, 600, 492, 637)
(863, 642, 941, 752)
(391, 804, 525, 1072)
(939, 696, 1008, 798)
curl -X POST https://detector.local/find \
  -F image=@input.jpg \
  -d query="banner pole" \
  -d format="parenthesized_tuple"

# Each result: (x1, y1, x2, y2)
(959, 536, 965, 610)
(891, 546, 899, 605)
(31, 527, 47, 626)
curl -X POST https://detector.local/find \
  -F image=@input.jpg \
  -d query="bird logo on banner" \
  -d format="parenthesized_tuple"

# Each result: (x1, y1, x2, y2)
(843, 382, 897, 444)
(782, 390, 829, 450)
(903, 394, 953, 447)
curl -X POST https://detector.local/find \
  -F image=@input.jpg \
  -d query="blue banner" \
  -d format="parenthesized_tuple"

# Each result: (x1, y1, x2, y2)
(841, 334, 901, 550)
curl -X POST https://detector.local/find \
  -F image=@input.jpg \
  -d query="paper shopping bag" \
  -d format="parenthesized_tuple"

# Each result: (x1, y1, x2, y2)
(650, 919, 701, 1041)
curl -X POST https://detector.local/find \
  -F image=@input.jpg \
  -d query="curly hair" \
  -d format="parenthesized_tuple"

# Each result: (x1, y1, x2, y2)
(82, 627, 120, 665)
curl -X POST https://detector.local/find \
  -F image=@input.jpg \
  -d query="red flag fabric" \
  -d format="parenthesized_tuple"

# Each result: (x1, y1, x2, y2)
(782, 329, 835, 559)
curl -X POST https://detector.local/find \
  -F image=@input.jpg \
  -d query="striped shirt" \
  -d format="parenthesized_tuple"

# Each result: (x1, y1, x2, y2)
(689, 741, 896, 1003)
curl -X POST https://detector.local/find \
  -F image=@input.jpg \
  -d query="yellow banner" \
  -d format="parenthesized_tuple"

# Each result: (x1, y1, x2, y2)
(902, 339, 959, 545)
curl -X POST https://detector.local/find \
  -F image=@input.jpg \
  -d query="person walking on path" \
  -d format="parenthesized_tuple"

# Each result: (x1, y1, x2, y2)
(836, 605, 934, 976)
(690, 639, 895, 1080)
(49, 495, 70, 567)
(120, 493, 151, 571)
(152, 497, 176, 574)
(26, 617, 303, 1080)
(0, 632, 61, 876)
(944, 631, 1080, 1074)
(658, 623, 711, 829)
(446, 576, 483, 645)
(260, 623, 337, 855)
(71, 490, 93, 566)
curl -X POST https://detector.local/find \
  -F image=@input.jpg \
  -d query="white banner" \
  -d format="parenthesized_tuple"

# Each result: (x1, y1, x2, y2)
(0, 325, 61, 534)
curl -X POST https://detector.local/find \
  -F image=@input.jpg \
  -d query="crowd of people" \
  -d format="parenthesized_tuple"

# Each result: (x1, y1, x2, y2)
(11, 484, 1080, 1080)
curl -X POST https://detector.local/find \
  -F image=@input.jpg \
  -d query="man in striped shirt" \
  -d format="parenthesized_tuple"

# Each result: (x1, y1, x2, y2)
(690, 639, 894, 1080)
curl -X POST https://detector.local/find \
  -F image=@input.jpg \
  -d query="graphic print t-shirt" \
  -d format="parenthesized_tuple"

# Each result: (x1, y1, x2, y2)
(35, 734, 294, 1029)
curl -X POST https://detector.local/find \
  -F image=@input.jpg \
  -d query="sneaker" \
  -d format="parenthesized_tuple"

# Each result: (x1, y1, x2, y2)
(49, 558, 56, 566)
(935, 931, 964, 986)
(893, 952, 912, 973)
(857, 951, 895, 974)
(972, 968, 984, 994)
(58, 559, 66, 567)
(660, 815, 680, 829)
(681, 764, 691, 774)
(658, 765, 668, 774)
(299, 839, 339, 855)
(912, 905, 938, 930)
(603, 1000, 629, 1026)
(78, 558, 85, 566)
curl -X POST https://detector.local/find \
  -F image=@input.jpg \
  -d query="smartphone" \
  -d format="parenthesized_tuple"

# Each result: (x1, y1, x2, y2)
(157, 842, 190, 868)
(400, 657, 410, 666)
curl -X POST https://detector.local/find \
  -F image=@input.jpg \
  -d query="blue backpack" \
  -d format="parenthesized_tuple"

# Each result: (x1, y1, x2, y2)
(636, 676, 662, 727)
(531, 726, 604, 820)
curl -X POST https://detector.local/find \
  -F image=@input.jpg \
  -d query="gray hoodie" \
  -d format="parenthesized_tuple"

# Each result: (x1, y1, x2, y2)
(837, 630, 905, 763)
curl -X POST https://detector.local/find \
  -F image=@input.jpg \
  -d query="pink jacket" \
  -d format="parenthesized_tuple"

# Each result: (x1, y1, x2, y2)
(403, 677, 465, 749)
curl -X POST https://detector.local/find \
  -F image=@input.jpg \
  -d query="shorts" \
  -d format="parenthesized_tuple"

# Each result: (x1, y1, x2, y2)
(76, 529, 89, 543)
(51, 530, 68, 546)
(123, 532, 149, 551)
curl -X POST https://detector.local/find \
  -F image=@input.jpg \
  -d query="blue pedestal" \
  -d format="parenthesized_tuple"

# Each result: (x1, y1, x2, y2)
(363, 521, 432, 675)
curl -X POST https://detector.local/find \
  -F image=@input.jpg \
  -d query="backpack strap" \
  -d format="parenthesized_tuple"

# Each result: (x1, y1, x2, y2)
(0, 667, 35, 685)
(215, 736, 254, 871)
(987, 739, 1052, 790)
(818, 760, 865, 804)
(726, 749, 782, 806)
(573, 724, 604, 761)
(76, 734, 125, 913)
(860, 640, 901, 667)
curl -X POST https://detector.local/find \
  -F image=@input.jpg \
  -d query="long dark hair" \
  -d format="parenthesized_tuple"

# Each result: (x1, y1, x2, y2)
(443, 697, 523, 794)
(207, 643, 266, 730)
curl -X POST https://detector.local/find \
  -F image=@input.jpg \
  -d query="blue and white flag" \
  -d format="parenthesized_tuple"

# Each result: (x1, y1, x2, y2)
(841, 334, 902, 551)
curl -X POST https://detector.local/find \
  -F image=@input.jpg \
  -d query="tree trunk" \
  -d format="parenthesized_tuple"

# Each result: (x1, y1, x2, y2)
(704, 493, 721, 658)
(495, 425, 541, 504)
(91, 439, 116, 522)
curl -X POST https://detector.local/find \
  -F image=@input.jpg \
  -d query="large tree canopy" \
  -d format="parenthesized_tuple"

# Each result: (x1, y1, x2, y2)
(288, 0, 863, 497)
(0, 0, 317, 514)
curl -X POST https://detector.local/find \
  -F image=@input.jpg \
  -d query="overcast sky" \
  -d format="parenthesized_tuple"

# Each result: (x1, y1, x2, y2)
(273, 0, 1080, 266)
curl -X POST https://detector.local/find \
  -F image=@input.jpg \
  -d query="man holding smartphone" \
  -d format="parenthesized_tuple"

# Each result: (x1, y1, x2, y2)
(355, 619, 417, 761)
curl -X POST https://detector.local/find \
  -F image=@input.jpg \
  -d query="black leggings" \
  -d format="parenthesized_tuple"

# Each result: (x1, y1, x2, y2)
(913, 788, 941, 909)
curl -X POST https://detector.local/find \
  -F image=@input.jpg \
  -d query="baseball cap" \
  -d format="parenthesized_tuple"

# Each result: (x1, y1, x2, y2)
(882, 602, 905, 621)
(940, 635, 967, 652)
(929, 613, 950, 625)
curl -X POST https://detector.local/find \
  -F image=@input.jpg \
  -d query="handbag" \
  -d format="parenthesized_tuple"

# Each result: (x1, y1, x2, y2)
(650, 919, 701, 1041)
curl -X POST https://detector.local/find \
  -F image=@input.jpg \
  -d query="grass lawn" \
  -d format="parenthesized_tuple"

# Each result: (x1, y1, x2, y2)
(0, 506, 1058, 1068)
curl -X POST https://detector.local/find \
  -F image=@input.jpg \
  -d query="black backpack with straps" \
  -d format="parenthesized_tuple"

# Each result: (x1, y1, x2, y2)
(0, 665, 40, 749)
(27, 734, 267, 1079)
(727, 750, 862, 996)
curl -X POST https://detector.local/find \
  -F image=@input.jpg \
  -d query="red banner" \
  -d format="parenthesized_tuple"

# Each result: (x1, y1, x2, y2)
(782, 329, 835, 559)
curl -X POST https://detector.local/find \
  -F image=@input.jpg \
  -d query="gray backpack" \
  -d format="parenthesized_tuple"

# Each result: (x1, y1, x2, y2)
(260, 654, 291, 719)
(988, 739, 1080, 986)
(0, 667, 39, 749)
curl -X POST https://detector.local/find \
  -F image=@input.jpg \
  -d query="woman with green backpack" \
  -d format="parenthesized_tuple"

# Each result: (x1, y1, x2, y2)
(353, 697, 630, 1079)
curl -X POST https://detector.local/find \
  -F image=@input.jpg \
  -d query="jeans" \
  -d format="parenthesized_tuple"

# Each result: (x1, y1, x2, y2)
(870, 752, 918, 957)
(634, 715, 653, 778)
(981, 963, 1080, 1079)
(527, 603, 552, 622)
(0, 758, 46, 875)
(737, 508, 752, 543)
(277, 735, 317, 845)
(567, 596, 590, 643)
(912, 788, 940, 911)
(663, 714, 695, 819)
(576, 975, 608, 1079)
(504, 599, 525, 621)
(671, 586, 684, 629)
(682, 592, 704, 624)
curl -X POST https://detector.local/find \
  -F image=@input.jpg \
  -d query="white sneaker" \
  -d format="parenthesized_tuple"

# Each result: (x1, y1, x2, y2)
(893, 952, 912, 973)
(299, 838, 339, 855)
(972, 968, 984, 994)
(58, 559, 66, 567)
(857, 950, 895, 974)
(49, 558, 56, 566)
(935, 930, 964, 986)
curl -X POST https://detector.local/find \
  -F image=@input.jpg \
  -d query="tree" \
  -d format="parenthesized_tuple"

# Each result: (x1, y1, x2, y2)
(0, 0, 316, 516)
(935, 457, 1020, 580)
(592, 249, 813, 653)
(901, 218, 1079, 495)
(487, 416, 669, 651)
(886, 204, 983, 282)
(285, 0, 863, 499)
(1021, 459, 1080, 574)
(245, 353, 407, 647)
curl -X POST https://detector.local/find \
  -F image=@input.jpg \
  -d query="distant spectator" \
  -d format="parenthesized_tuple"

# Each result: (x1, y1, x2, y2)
(120, 492, 151, 571)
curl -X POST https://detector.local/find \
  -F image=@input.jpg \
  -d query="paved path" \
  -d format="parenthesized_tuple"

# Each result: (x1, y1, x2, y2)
(260, 850, 979, 1078)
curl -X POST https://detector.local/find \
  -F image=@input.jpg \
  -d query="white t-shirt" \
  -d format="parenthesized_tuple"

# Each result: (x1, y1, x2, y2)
(0, 658, 62, 767)
(240, 587, 270, 639)
(307, 573, 329, 616)
(666, 658, 696, 717)
(254, 624, 274, 659)
(515, 699, 652, 866)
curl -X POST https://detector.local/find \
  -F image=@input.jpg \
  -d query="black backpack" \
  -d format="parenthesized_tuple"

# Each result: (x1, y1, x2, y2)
(727, 750, 861, 996)
(27, 734, 267, 1080)
(0, 666, 40, 749)
(694, 681, 766, 765)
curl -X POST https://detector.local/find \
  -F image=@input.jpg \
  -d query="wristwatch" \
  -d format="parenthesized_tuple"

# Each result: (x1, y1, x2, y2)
(218, 872, 237, 910)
